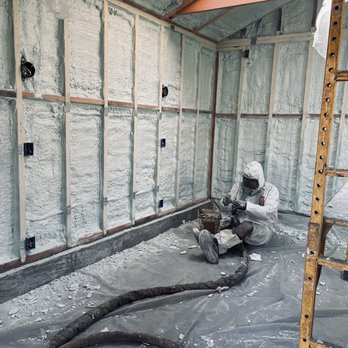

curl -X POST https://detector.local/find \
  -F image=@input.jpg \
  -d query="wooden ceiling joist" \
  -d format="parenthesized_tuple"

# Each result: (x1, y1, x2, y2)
(164, 0, 197, 19)
(175, 0, 268, 16)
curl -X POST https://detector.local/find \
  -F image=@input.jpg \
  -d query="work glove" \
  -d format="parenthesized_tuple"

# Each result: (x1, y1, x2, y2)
(222, 194, 232, 206)
(231, 200, 247, 211)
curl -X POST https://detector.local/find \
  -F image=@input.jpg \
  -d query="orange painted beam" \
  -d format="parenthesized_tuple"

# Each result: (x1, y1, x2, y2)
(176, 0, 268, 15)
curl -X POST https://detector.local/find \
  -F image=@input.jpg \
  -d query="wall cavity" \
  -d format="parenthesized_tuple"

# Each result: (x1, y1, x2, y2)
(183, 38, 200, 109)
(135, 111, 157, 219)
(138, 18, 160, 106)
(179, 113, 196, 205)
(162, 28, 181, 108)
(107, 108, 132, 227)
(216, 51, 241, 114)
(241, 45, 273, 114)
(70, 1, 102, 99)
(108, 5, 134, 103)
(24, 100, 65, 252)
(212, 118, 236, 198)
(71, 105, 102, 243)
(0, 1, 14, 90)
(20, 0, 63, 95)
(159, 112, 178, 210)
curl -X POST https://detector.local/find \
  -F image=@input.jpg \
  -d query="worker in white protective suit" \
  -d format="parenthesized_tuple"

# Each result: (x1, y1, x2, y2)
(193, 161, 279, 264)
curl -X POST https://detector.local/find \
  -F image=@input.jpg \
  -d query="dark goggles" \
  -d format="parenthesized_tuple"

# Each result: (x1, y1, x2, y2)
(243, 176, 259, 190)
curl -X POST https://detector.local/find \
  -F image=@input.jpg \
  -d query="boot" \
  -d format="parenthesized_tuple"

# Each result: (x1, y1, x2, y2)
(196, 229, 219, 264)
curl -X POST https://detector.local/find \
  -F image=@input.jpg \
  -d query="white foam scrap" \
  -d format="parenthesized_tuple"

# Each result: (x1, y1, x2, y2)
(8, 308, 19, 316)
(319, 281, 326, 286)
(87, 292, 92, 298)
(180, 251, 187, 255)
(93, 285, 100, 290)
(179, 334, 185, 341)
(101, 327, 110, 332)
(220, 272, 226, 276)
(56, 303, 65, 308)
(249, 253, 262, 261)
(188, 245, 197, 249)
(208, 294, 214, 298)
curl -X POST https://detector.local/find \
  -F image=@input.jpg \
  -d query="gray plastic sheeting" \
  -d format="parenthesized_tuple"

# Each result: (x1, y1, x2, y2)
(0, 214, 347, 347)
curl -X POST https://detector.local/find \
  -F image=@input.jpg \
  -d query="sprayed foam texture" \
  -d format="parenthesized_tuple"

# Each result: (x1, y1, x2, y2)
(107, 108, 133, 228)
(267, 118, 301, 210)
(108, 5, 134, 103)
(179, 113, 196, 205)
(195, 114, 212, 200)
(212, 117, 236, 198)
(20, 0, 63, 95)
(281, 0, 313, 34)
(159, 112, 178, 210)
(183, 37, 200, 109)
(242, 45, 273, 114)
(199, 48, 215, 111)
(236, 117, 268, 179)
(70, 1, 102, 98)
(24, 100, 65, 252)
(216, 51, 241, 114)
(71, 104, 102, 243)
(162, 28, 181, 108)
(135, 111, 157, 219)
(0, 100, 16, 264)
(274, 42, 308, 114)
(138, 18, 160, 106)
(0, 1, 14, 90)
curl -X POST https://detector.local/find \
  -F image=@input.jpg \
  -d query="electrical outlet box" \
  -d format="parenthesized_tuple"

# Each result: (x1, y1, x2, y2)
(160, 138, 166, 148)
(24, 143, 34, 156)
(158, 199, 164, 208)
(25, 236, 36, 251)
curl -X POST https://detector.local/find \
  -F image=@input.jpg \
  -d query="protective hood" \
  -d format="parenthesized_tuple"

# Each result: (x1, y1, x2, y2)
(242, 161, 265, 194)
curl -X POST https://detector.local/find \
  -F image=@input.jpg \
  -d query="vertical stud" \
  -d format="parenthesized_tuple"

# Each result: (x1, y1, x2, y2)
(63, 19, 72, 247)
(12, 0, 26, 262)
(175, 35, 185, 208)
(155, 25, 164, 214)
(264, 42, 280, 179)
(130, 14, 139, 224)
(193, 44, 202, 202)
(232, 48, 246, 182)
(101, 0, 109, 234)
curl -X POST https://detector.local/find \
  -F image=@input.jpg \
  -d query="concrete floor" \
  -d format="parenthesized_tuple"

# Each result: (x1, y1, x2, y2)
(0, 213, 347, 347)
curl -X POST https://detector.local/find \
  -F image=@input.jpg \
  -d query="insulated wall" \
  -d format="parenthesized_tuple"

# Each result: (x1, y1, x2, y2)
(0, 0, 215, 267)
(212, 0, 348, 213)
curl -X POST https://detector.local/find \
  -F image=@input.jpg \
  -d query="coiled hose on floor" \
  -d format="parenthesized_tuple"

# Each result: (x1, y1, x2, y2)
(49, 247, 249, 348)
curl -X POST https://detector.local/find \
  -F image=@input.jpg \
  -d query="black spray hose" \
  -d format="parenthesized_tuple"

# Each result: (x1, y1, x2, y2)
(48, 247, 249, 348)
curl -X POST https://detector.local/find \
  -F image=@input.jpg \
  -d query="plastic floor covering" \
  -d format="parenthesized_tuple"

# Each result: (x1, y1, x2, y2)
(0, 213, 347, 348)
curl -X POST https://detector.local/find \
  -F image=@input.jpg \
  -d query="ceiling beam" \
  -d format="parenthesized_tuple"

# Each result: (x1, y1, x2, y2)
(163, 0, 197, 19)
(176, 0, 268, 16)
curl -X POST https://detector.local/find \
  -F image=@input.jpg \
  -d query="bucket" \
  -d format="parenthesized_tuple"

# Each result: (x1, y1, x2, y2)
(197, 208, 221, 235)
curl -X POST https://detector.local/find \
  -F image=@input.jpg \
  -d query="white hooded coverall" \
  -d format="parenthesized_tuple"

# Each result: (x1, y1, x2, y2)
(217, 161, 279, 254)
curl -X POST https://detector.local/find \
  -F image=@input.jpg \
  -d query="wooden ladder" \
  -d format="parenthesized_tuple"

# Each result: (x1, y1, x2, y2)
(299, 0, 348, 347)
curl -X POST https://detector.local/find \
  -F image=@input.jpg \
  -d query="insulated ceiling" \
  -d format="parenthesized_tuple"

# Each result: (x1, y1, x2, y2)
(122, 0, 295, 42)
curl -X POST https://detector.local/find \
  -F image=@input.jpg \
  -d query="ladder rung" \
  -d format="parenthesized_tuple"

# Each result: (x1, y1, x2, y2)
(336, 70, 348, 81)
(318, 256, 348, 272)
(324, 217, 348, 228)
(325, 168, 348, 177)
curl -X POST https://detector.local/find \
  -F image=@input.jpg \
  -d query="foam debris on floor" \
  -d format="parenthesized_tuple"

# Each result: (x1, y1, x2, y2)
(0, 213, 347, 347)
